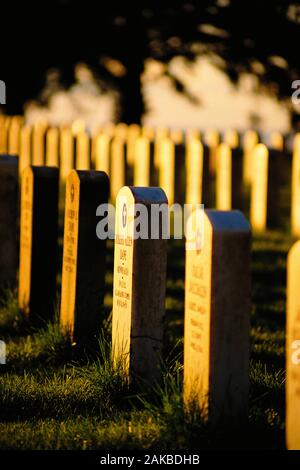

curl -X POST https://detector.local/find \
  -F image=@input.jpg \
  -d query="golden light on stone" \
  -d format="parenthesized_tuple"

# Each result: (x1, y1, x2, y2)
(159, 137, 174, 206)
(250, 143, 268, 232)
(95, 133, 111, 175)
(133, 136, 150, 187)
(286, 240, 300, 450)
(19, 126, 32, 177)
(46, 127, 59, 167)
(110, 137, 126, 202)
(112, 186, 167, 386)
(60, 128, 74, 183)
(291, 134, 300, 237)
(216, 143, 231, 210)
(184, 208, 251, 425)
(243, 129, 259, 185)
(76, 131, 90, 170)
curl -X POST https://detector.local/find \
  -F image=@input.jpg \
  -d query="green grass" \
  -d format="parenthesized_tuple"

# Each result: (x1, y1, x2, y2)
(0, 228, 290, 450)
(0, 165, 293, 450)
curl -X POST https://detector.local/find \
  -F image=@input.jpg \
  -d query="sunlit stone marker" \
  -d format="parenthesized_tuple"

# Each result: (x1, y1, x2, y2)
(0, 155, 18, 288)
(286, 240, 300, 450)
(159, 137, 174, 205)
(90, 127, 102, 167)
(142, 124, 155, 140)
(127, 124, 141, 168)
(18, 166, 59, 322)
(110, 137, 126, 202)
(19, 126, 32, 177)
(115, 122, 128, 140)
(95, 133, 111, 175)
(205, 129, 220, 176)
(243, 129, 259, 185)
(8, 117, 21, 155)
(170, 128, 184, 145)
(291, 134, 300, 237)
(184, 208, 251, 425)
(0, 116, 7, 153)
(216, 143, 243, 211)
(32, 122, 46, 165)
(71, 119, 86, 136)
(186, 128, 201, 141)
(112, 186, 168, 386)
(224, 129, 240, 149)
(103, 122, 115, 138)
(0, 117, 11, 154)
(174, 141, 186, 204)
(60, 170, 109, 340)
(133, 136, 150, 187)
(46, 127, 59, 167)
(76, 131, 90, 170)
(60, 128, 74, 183)
(154, 126, 169, 170)
(269, 131, 284, 151)
(250, 144, 280, 231)
(186, 137, 210, 206)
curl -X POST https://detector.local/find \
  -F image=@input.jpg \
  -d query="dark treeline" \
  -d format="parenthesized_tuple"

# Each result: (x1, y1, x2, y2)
(2, 0, 300, 125)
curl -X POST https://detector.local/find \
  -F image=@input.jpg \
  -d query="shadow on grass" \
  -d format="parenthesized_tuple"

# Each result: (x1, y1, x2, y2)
(0, 331, 286, 449)
(0, 333, 131, 423)
(0, 290, 28, 339)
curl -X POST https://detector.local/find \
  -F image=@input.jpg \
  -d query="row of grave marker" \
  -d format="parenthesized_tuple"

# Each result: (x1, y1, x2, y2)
(0, 117, 287, 185)
(0, 154, 299, 448)
(0, 155, 251, 428)
(1, 118, 300, 235)
(0, 115, 286, 157)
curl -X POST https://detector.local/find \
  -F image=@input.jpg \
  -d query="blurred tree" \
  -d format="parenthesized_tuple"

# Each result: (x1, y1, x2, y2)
(2, 0, 300, 125)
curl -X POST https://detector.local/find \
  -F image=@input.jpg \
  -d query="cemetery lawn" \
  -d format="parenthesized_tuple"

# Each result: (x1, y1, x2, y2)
(0, 231, 288, 451)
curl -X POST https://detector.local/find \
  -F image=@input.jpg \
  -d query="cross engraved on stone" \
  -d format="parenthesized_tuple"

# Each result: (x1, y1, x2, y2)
(122, 203, 127, 228)
(71, 184, 75, 203)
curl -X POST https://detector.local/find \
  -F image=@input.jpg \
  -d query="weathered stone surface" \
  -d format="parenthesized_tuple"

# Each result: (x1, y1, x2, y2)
(286, 240, 300, 450)
(60, 170, 109, 341)
(184, 208, 251, 426)
(18, 166, 59, 322)
(112, 186, 168, 387)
